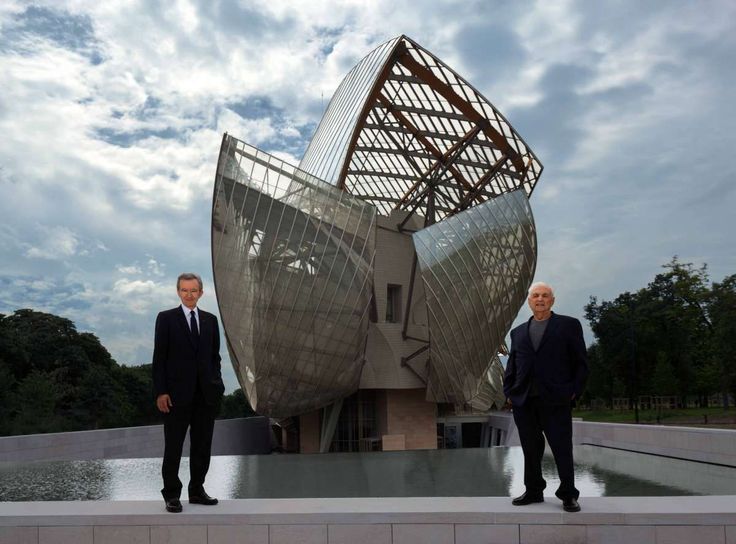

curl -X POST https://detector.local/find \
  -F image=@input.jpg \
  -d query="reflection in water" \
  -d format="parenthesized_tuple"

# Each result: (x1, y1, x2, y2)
(1, 446, 735, 501)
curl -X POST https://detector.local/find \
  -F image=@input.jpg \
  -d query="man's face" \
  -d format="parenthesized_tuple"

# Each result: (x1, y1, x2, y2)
(527, 285, 554, 315)
(178, 279, 203, 310)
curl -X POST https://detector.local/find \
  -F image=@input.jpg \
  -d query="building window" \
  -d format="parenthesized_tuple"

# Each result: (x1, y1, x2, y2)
(330, 390, 378, 452)
(386, 284, 402, 323)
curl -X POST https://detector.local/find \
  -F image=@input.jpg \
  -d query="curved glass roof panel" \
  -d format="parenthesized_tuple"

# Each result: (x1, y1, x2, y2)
(300, 35, 543, 223)
(412, 189, 536, 406)
(212, 135, 376, 417)
(299, 36, 401, 185)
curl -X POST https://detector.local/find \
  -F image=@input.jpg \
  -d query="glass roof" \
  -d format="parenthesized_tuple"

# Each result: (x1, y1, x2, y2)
(300, 35, 543, 222)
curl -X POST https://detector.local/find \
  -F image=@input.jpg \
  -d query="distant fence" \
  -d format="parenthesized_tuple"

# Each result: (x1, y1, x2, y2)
(591, 393, 734, 411)
(0, 417, 272, 463)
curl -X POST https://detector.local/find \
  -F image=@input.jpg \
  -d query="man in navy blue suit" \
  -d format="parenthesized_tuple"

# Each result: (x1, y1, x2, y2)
(153, 273, 225, 513)
(503, 281, 588, 512)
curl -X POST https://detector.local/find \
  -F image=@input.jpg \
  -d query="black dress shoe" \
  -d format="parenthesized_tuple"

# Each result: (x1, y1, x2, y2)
(165, 498, 182, 513)
(512, 491, 544, 506)
(562, 497, 581, 512)
(188, 490, 218, 505)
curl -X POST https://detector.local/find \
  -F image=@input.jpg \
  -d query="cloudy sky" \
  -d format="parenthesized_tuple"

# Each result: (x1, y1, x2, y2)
(1, 0, 734, 392)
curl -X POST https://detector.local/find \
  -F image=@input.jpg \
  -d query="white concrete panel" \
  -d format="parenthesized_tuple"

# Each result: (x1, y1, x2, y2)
(586, 525, 655, 544)
(269, 524, 327, 544)
(0, 526, 38, 544)
(208, 525, 268, 544)
(392, 524, 453, 544)
(455, 523, 520, 544)
(655, 525, 725, 544)
(0, 418, 269, 463)
(150, 525, 206, 544)
(39, 526, 92, 544)
(327, 524, 391, 544)
(93, 526, 149, 544)
(519, 524, 586, 544)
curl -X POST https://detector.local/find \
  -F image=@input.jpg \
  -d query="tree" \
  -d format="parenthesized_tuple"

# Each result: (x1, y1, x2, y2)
(219, 388, 257, 419)
(585, 291, 647, 406)
(583, 343, 616, 404)
(9, 370, 62, 434)
(708, 274, 736, 407)
(584, 257, 726, 408)
(0, 309, 157, 435)
(651, 352, 678, 396)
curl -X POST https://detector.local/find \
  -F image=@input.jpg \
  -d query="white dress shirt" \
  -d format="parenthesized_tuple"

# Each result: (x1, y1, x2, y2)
(180, 304, 200, 332)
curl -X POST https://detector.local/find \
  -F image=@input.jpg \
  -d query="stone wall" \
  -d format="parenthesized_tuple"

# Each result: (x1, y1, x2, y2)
(572, 420, 736, 467)
(488, 411, 736, 467)
(1, 496, 735, 544)
(383, 388, 437, 450)
(0, 417, 272, 463)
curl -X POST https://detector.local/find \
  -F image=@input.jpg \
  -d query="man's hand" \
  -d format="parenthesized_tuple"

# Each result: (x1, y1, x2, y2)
(156, 394, 173, 413)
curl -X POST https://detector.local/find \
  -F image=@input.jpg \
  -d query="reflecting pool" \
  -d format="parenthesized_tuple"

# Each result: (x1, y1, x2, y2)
(1, 445, 735, 501)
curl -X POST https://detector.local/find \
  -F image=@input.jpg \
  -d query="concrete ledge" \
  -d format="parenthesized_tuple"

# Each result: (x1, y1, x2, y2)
(0, 417, 271, 463)
(489, 412, 736, 467)
(575, 420, 736, 467)
(1, 497, 735, 543)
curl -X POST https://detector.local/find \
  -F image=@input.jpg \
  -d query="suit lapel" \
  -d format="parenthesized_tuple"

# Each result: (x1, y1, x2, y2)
(198, 311, 210, 350)
(522, 317, 535, 350)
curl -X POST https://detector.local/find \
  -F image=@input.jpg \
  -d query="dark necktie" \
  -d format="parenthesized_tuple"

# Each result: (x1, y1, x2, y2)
(190, 310, 199, 338)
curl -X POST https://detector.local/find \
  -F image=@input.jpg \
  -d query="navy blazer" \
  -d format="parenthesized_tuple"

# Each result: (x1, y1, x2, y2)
(503, 312, 588, 406)
(152, 306, 225, 406)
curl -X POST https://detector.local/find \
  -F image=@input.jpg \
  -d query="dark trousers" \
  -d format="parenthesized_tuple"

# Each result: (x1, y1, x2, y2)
(161, 386, 218, 500)
(512, 396, 578, 500)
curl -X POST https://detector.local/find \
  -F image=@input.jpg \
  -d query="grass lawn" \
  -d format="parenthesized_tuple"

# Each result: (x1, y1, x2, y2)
(574, 406, 736, 428)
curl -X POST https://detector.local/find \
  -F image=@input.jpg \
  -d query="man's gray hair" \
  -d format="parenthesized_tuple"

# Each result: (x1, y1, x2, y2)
(177, 273, 203, 290)
(528, 281, 554, 297)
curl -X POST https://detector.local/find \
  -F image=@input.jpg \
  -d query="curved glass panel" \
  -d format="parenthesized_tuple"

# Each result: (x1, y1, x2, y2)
(300, 35, 543, 222)
(212, 135, 376, 417)
(299, 36, 401, 185)
(412, 189, 536, 406)
(468, 356, 507, 412)
(214, 35, 543, 421)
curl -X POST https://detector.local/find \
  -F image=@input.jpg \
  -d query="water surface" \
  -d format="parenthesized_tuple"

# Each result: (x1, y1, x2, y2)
(1, 446, 734, 501)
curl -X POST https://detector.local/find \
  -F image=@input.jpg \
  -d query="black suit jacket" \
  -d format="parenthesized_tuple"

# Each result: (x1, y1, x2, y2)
(503, 312, 588, 406)
(152, 306, 225, 406)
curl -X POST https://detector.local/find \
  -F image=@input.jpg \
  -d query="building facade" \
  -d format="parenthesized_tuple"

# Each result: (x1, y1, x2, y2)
(211, 35, 542, 453)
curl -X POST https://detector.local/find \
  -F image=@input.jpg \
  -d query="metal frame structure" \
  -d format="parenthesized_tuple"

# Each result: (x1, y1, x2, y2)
(213, 35, 542, 418)
(212, 138, 376, 417)
(300, 35, 542, 224)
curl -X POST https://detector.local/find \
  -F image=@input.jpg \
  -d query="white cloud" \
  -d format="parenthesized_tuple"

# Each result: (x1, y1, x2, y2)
(116, 264, 142, 275)
(24, 226, 80, 260)
(112, 278, 169, 315)
(147, 258, 166, 277)
(0, 0, 734, 393)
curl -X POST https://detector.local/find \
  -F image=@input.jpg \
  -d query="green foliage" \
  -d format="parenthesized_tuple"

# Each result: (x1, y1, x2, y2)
(0, 309, 159, 436)
(219, 387, 256, 419)
(651, 352, 678, 396)
(708, 274, 736, 406)
(0, 308, 256, 436)
(10, 370, 62, 434)
(585, 257, 736, 407)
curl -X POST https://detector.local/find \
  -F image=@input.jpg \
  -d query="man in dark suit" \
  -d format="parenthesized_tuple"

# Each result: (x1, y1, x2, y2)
(153, 273, 225, 513)
(503, 281, 588, 512)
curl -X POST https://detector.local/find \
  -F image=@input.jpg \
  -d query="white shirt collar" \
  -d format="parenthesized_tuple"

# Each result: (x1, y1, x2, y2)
(181, 304, 199, 318)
